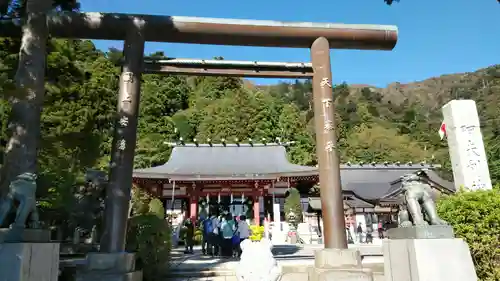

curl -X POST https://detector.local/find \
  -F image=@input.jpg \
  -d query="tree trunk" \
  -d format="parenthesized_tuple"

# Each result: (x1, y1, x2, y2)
(0, 0, 50, 193)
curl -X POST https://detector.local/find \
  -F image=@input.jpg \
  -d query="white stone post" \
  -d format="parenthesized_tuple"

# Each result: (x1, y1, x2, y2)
(442, 99, 492, 191)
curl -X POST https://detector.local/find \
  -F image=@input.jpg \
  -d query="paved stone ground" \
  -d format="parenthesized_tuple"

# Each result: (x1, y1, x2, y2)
(166, 244, 385, 280)
(167, 277, 237, 281)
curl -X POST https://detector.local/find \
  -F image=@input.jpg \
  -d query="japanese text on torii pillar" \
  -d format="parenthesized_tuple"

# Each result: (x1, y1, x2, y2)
(117, 72, 133, 151)
(320, 78, 335, 153)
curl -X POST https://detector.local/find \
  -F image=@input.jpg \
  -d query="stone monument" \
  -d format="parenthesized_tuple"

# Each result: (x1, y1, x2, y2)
(383, 173, 478, 281)
(442, 99, 492, 191)
(70, 170, 106, 246)
(0, 172, 59, 281)
(74, 169, 142, 281)
(236, 239, 281, 281)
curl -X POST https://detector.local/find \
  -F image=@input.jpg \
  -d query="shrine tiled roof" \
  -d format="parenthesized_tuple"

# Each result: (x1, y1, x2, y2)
(382, 169, 455, 200)
(133, 143, 452, 200)
(133, 143, 317, 181)
(338, 162, 447, 200)
(308, 195, 373, 211)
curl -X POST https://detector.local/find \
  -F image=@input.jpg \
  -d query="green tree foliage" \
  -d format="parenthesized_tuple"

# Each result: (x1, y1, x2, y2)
(148, 198, 165, 219)
(284, 187, 303, 227)
(342, 124, 430, 163)
(437, 189, 500, 281)
(131, 185, 152, 216)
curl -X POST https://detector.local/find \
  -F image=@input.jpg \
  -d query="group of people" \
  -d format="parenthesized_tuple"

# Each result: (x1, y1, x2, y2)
(201, 213, 251, 258)
(355, 221, 387, 244)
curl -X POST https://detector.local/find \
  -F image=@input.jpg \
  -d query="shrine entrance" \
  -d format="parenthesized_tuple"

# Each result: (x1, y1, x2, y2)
(134, 143, 317, 226)
(199, 195, 251, 219)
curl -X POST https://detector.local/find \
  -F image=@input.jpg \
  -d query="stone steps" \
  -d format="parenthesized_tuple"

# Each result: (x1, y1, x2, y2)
(165, 263, 385, 278)
(167, 268, 235, 278)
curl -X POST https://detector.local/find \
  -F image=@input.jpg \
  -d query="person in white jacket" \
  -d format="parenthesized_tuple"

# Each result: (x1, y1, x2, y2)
(236, 215, 251, 257)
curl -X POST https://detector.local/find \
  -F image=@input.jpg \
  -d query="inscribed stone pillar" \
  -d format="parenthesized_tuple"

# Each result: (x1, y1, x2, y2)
(442, 100, 492, 190)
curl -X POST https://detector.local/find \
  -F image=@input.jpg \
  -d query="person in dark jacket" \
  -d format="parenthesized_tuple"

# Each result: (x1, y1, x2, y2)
(365, 224, 373, 244)
(184, 217, 195, 254)
(202, 215, 214, 255)
(356, 223, 364, 243)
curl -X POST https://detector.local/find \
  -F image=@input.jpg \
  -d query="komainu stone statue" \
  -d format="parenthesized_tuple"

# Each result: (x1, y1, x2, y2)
(236, 239, 281, 281)
(398, 173, 448, 227)
(70, 170, 106, 244)
(0, 172, 40, 229)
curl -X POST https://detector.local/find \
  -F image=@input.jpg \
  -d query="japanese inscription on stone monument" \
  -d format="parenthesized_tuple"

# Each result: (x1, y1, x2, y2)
(461, 125, 487, 189)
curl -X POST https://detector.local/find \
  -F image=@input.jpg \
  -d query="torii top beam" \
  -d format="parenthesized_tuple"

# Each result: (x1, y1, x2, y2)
(0, 12, 398, 50)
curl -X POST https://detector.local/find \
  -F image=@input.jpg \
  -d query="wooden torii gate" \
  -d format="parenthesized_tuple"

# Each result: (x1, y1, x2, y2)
(0, 13, 398, 252)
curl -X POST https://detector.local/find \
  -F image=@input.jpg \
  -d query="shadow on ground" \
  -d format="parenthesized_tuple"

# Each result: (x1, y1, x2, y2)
(271, 244, 301, 256)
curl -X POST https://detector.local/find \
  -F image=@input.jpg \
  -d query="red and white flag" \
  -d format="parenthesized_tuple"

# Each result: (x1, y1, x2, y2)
(438, 122, 447, 140)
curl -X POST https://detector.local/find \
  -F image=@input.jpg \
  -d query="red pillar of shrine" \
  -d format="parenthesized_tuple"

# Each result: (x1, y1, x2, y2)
(189, 183, 198, 221)
(252, 184, 262, 226)
(253, 197, 260, 226)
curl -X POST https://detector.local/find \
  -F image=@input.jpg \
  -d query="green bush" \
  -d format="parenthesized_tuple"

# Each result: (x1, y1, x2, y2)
(437, 189, 500, 281)
(148, 198, 165, 219)
(194, 229, 203, 245)
(126, 214, 172, 281)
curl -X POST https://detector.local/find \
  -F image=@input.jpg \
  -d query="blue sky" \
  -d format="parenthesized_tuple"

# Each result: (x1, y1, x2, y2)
(83, 0, 499, 87)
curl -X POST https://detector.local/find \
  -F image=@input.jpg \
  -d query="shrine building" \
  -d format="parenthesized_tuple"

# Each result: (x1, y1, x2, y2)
(132, 142, 454, 227)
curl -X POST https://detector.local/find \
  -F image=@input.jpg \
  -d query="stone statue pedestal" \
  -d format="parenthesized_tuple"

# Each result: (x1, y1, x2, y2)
(281, 249, 374, 281)
(383, 227, 477, 281)
(387, 225, 455, 240)
(309, 249, 373, 281)
(0, 228, 51, 243)
(0, 242, 60, 281)
(75, 252, 142, 281)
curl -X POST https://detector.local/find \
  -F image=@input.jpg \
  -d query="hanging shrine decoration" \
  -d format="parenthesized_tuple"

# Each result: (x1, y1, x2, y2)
(231, 192, 235, 211)
(206, 194, 209, 203)
(241, 193, 245, 213)
(218, 193, 221, 203)
(244, 197, 253, 218)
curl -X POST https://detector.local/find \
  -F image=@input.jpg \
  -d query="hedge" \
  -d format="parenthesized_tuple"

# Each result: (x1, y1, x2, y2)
(126, 214, 172, 281)
(128, 187, 171, 281)
(437, 188, 500, 281)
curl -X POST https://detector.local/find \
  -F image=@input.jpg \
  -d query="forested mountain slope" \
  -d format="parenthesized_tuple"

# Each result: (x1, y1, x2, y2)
(1, 39, 499, 207)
